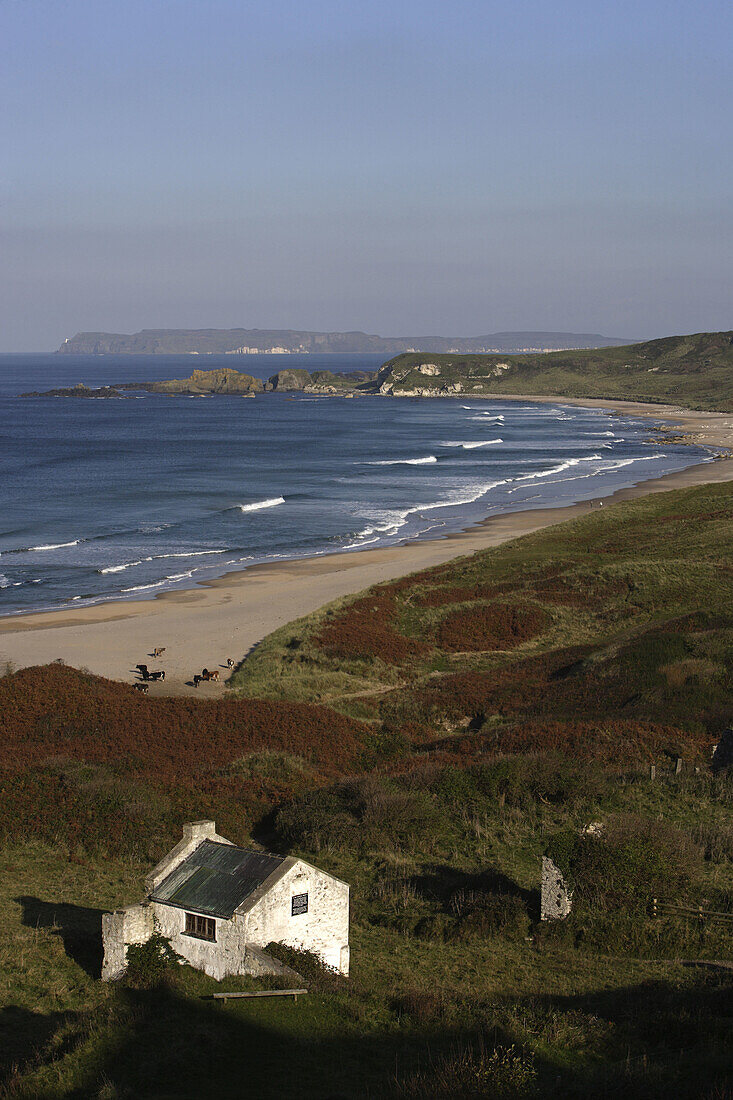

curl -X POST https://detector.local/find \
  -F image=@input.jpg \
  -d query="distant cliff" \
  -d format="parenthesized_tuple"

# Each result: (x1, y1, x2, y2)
(57, 327, 628, 356)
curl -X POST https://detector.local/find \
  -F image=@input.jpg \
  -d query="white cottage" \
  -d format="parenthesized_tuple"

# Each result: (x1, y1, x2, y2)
(102, 820, 349, 981)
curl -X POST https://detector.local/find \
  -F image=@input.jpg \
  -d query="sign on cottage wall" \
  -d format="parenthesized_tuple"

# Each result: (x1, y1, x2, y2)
(292, 893, 308, 916)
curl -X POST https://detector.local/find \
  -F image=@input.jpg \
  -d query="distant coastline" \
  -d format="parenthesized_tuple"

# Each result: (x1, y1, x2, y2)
(57, 327, 628, 356)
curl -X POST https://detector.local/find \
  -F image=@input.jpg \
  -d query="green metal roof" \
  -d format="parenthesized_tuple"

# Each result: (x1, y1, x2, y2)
(150, 840, 286, 919)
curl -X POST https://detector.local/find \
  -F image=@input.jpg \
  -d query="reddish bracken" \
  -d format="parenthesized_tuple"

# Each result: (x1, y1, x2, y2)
(0, 664, 368, 779)
(436, 602, 549, 652)
(531, 574, 630, 607)
(315, 591, 429, 662)
(411, 583, 509, 608)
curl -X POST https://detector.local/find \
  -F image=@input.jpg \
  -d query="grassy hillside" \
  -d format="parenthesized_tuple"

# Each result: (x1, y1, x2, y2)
(2, 482, 733, 1096)
(375, 330, 733, 410)
(232, 480, 733, 741)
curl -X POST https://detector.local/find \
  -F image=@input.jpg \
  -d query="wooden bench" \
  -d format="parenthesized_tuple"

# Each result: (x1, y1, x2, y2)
(211, 988, 308, 1003)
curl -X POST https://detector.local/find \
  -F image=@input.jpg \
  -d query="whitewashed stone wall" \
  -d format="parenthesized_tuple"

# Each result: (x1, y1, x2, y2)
(241, 860, 349, 975)
(101, 902, 154, 980)
(540, 856, 573, 921)
(152, 903, 254, 981)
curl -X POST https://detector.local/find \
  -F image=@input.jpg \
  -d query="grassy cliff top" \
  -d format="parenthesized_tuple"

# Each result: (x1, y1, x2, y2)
(375, 329, 733, 410)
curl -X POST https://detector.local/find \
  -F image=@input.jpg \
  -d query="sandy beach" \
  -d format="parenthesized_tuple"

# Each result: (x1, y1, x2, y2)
(1, 397, 731, 695)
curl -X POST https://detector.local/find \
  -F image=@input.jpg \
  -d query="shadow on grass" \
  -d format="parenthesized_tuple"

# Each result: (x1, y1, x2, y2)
(0, 1004, 79, 1089)
(411, 863, 539, 918)
(14, 896, 104, 979)
(4, 980, 522, 1099)
(4, 973, 733, 1098)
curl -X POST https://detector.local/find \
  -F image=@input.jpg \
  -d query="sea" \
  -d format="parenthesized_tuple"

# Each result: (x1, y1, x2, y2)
(0, 352, 713, 617)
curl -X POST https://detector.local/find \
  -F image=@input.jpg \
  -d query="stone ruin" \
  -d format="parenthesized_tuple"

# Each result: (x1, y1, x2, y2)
(540, 856, 573, 921)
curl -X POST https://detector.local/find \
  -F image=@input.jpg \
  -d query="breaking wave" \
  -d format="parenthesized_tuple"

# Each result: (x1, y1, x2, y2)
(6, 539, 82, 553)
(121, 570, 196, 593)
(362, 456, 438, 466)
(348, 478, 511, 545)
(235, 497, 286, 512)
(516, 454, 604, 481)
(98, 549, 226, 575)
(441, 439, 503, 449)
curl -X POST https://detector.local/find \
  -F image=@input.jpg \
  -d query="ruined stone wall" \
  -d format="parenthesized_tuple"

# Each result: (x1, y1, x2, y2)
(101, 902, 155, 981)
(540, 856, 573, 921)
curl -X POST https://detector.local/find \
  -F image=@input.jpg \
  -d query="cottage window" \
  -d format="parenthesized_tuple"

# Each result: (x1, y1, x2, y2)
(291, 892, 308, 916)
(184, 912, 216, 941)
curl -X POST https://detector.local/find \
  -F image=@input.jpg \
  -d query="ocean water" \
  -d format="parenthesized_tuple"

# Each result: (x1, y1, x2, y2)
(0, 353, 712, 616)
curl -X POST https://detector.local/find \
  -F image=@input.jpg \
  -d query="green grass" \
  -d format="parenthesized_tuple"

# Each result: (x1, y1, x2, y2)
(375, 329, 733, 410)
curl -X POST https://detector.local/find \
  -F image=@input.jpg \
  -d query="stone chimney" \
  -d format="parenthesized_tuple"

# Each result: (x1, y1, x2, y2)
(182, 820, 217, 844)
(145, 819, 231, 894)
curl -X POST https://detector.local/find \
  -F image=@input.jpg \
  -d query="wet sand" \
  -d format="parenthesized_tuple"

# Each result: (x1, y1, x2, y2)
(1, 398, 731, 696)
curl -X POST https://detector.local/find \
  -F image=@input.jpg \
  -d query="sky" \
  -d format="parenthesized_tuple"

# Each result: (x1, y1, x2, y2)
(1, 0, 732, 350)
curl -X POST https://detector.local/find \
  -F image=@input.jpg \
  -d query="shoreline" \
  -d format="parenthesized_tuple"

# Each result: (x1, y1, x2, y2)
(1, 396, 732, 694)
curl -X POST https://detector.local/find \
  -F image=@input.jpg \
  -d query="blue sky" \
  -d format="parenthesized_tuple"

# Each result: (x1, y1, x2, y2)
(1, 0, 731, 349)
